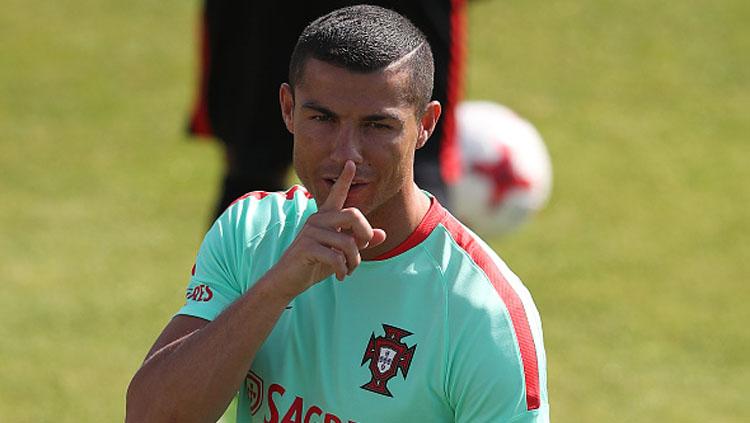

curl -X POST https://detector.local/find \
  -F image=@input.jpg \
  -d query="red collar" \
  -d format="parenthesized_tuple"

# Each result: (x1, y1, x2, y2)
(368, 196, 447, 261)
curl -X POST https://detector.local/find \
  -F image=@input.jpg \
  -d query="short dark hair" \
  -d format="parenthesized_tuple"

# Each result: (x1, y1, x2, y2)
(289, 5, 434, 113)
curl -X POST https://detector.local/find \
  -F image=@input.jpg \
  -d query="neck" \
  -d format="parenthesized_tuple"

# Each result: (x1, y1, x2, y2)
(360, 182, 431, 261)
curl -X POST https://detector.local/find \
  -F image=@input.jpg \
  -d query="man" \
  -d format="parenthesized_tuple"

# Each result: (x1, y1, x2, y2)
(128, 6, 548, 422)
(188, 1, 466, 218)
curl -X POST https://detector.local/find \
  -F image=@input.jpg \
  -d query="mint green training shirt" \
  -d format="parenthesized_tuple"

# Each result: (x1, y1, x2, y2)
(178, 186, 549, 422)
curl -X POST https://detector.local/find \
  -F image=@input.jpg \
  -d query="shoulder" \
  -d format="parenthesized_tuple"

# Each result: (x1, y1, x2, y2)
(428, 210, 532, 306)
(196, 185, 317, 279)
(185, 186, 317, 316)
(411, 199, 537, 314)
(220, 185, 317, 242)
(429, 210, 547, 413)
(225, 185, 316, 222)
(434, 208, 543, 345)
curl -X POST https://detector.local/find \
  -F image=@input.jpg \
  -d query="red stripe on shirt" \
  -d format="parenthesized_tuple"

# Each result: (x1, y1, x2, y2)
(285, 185, 313, 200)
(228, 191, 270, 208)
(228, 186, 312, 209)
(440, 212, 541, 410)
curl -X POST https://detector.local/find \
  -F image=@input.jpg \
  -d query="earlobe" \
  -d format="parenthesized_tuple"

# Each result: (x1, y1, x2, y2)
(416, 101, 442, 149)
(416, 127, 429, 149)
(279, 83, 295, 133)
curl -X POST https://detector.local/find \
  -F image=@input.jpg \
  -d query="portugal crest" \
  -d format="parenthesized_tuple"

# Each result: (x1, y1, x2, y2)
(360, 324, 417, 397)
(245, 370, 263, 415)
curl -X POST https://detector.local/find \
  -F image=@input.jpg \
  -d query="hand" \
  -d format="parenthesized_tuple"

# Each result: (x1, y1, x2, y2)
(272, 160, 387, 297)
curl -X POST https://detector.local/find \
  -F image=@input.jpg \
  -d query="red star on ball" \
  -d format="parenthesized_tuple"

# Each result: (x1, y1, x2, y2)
(472, 143, 531, 208)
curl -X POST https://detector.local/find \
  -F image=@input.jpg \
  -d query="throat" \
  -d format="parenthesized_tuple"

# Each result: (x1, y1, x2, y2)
(361, 185, 431, 261)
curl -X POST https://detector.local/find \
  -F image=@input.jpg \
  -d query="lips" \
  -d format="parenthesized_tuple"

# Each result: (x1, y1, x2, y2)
(320, 176, 371, 208)
(323, 177, 370, 190)
(322, 168, 372, 183)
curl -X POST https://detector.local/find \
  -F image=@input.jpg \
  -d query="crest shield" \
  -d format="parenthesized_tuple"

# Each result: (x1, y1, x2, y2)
(245, 370, 263, 415)
(377, 347, 397, 373)
(361, 324, 417, 397)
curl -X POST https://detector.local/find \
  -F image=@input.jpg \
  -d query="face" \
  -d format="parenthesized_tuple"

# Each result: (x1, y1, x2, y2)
(280, 58, 440, 221)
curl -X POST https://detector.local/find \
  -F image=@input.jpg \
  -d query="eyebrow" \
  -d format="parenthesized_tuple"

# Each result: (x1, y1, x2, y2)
(301, 101, 403, 123)
(301, 102, 336, 117)
(362, 112, 402, 123)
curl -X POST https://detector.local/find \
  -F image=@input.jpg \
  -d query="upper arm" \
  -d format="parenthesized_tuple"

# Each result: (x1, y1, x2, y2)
(143, 315, 210, 363)
(177, 210, 246, 322)
(449, 320, 549, 422)
(446, 270, 549, 422)
(449, 313, 538, 422)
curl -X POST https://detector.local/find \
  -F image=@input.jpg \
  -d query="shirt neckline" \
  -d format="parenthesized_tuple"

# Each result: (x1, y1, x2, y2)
(367, 195, 446, 261)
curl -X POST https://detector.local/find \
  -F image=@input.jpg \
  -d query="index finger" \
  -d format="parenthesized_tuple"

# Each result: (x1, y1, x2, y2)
(320, 160, 355, 211)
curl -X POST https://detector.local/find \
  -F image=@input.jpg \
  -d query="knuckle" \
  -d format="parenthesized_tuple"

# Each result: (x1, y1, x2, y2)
(300, 225, 320, 239)
(336, 252, 347, 267)
(328, 249, 343, 266)
(342, 235, 357, 250)
(342, 208, 370, 230)
(304, 216, 323, 229)
(341, 207, 360, 219)
(308, 212, 322, 223)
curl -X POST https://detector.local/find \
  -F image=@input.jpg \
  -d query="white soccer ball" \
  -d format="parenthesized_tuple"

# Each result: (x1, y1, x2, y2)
(450, 101, 552, 238)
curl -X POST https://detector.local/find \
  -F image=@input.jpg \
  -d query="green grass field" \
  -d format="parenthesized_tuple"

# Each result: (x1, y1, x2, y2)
(1, 0, 748, 421)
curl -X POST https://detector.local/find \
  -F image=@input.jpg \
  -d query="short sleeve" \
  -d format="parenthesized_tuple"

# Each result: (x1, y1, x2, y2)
(176, 206, 245, 321)
(446, 265, 549, 422)
(175, 187, 317, 322)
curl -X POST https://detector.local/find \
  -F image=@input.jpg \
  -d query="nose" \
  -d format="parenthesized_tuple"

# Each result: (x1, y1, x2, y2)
(330, 123, 364, 165)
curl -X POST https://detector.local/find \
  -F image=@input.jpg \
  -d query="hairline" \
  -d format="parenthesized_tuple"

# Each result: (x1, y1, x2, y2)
(290, 42, 430, 116)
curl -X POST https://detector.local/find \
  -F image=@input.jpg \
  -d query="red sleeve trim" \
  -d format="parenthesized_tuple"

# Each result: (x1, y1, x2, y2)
(227, 186, 312, 209)
(440, 213, 541, 411)
(227, 191, 270, 208)
(284, 185, 313, 200)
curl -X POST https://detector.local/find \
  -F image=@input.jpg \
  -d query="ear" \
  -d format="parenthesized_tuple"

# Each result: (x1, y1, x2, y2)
(279, 83, 295, 134)
(416, 101, 442, 150)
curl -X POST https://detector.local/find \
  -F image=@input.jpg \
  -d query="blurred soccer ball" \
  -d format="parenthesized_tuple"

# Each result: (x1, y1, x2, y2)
(450, 101, 552, 238)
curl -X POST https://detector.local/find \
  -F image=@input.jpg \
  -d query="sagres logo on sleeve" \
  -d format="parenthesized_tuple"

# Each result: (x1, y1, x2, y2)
(185, 284, 213, 302)
(360, 324, 417, 397)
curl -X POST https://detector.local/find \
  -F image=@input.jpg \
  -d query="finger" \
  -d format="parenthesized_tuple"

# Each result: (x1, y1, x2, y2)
(310, 208, 380, 251)
(304, 226, 361, 273)
(335, 240, 360, 276)
(333, 246, 360, 277)
(308, 243, 348, 281)
(365, 228, 387, 249)
(320, 160, 355, 212)
(328, 208, 374, 249)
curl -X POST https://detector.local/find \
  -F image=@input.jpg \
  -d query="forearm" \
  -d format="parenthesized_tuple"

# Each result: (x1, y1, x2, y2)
(126, 271, 295, 423)
(127, 164, 382, 421)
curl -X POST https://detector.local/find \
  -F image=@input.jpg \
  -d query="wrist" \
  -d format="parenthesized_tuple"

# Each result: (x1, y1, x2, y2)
(252, 266, 303, 306)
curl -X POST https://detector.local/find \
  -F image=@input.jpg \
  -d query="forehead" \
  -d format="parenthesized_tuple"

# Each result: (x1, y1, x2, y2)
(294, 58, 416, 116)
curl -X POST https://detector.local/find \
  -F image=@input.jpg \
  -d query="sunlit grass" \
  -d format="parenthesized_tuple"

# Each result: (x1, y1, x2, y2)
(1, 0, 748, 421)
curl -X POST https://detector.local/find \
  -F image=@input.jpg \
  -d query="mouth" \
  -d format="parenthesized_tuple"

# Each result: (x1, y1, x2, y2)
(323, 178, 370, 196)
(324, 177, 369, 188)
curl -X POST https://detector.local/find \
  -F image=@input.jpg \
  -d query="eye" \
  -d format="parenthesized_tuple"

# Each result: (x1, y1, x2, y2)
(364, 121, 392, 130)
(311, 114, 332, 122)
